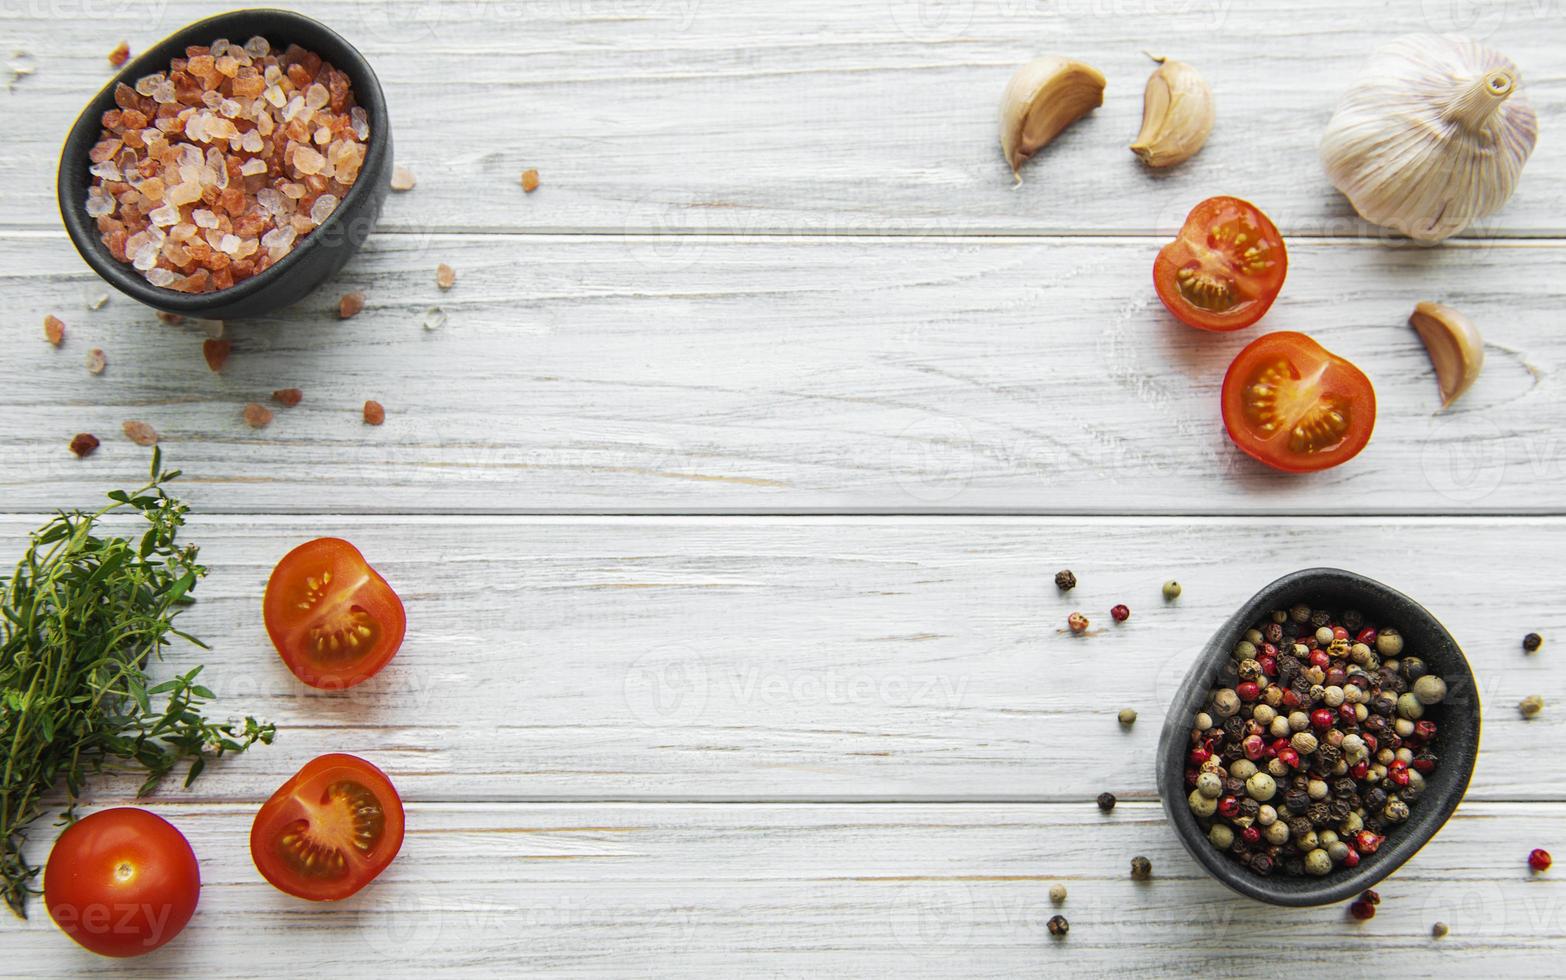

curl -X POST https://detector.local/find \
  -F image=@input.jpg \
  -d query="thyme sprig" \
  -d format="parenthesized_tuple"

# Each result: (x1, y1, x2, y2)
(1, 449, 274, 917)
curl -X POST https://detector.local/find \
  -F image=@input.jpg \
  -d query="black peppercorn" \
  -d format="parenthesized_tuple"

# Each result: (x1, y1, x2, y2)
(1054, 570, 1076, 591)
(1130, 856, 1152, 881)
(1316, 743, 1342, 770)
(1289, 604, 1311, 624)
(1523, 633, 1543, 653)
(1328, 798, 1352, 822)
(1239, 798, 1260, 820)
(1263, 622, 1283, 644)
(1283, 856, 1304, 876)
(1288, 816, 1313, 840)
(1371, 695, 1397, 716)
(1342, 610, 1364, 631)
(1365, 787, 1388, 811)
(1400, 657, 1428, 681)
(1307, 801, 1332, 826)
(1223, 777, 1245, 797)
(1096, 791, 1117, 812)
(1223, 716, 1246, 741)
(1047, 914, 1069, 937)
(1248, 852, 1274, 876)
(1310, 609, 1331, 628)
(1333, 777, 1357, 797)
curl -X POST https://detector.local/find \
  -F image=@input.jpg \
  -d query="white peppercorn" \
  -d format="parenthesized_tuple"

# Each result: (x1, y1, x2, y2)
(1245, 772, 1277, 801)
(1213, 689, 1241, 717)
(1208, 824, 1235, 850)
(1376, 628, 1404, 656)
(1188, 789, 1217, 817)
(1315, 626, 1334, 645)
(1229, 759, 1258, 781)
(1256, 804, 1277, 826)
(1049, 883, 1067, 904)
(1264, 821, 1291, 846)
(1323, 685, 1345, 708)
(1413, 675, 1447, 705)
(1287, 711, 1309, 732)
(1397, 692, 1425, 719)
(1394, 717, 1415, 737)
(1296, 830, 1319, 851)
(1251, 704, 1277, 726)
(1194, 711, 1214, 731)
(1307, 778, 1329, 801)
(1291, 732, 1318, 755)
(1520, 694, 1544, 718)
(1269, 716, 1291, 738)
(1233, 640, 1258, 659)
(1327, 841, 1350, 862)
(1196, 772, 1223, 799)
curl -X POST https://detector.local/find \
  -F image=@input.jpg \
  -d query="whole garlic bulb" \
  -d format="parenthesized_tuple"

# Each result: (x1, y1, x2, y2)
(1319, 34, 1537, 243)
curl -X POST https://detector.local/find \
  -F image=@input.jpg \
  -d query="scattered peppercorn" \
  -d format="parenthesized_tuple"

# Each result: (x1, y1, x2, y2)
(1068, 612, 1089, 634)
(1528, 848, 1552, 872)
(273, 388, 304, 407)
(1097, 792, 1116, 812)
(1117, 708, 1137, 726)
(1047, 914, 1069, 937)
(1162, 580, 1181, 600)
(1129, 856, 1151, 881)
(68, 433, 100, 458)
(1048, 883, 1067, 904)
(1523, 633, 1543, 653)
(1348, 898, 1376, 920)
(1432, 921, 1448, 939)
(1054, 569, 1076, 591)
(85, 347, 106, 375)
(1520, 694, 1544, 718)
(1110, 604, 1130, 622)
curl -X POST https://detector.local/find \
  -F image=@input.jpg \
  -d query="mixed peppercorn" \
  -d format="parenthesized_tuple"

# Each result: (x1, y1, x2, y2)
(1184, 604, 1446, 878)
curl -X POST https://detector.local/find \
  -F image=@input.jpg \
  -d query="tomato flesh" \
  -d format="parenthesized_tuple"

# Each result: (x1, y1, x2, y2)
(263, 538, 405, 689)
(251, 754, 404, 901)
(1155, 196, 1287, 332)
(1222, 331, 1376, 473)
(43, 808, 200, 958)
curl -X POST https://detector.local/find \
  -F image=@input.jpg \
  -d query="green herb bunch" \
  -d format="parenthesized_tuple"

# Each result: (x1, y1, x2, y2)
(1, 449, 274, 917)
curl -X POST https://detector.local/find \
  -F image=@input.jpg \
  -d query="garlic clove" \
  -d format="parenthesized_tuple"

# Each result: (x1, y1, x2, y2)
(1320, 34, 1538, 243)
(1409, 300, 1484, 408)
(1130, 55, 1213, 168)
(999, 57, 1106, 181)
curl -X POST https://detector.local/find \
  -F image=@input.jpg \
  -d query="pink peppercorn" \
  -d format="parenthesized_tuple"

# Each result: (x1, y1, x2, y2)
(1236, 682, 1260, 702)
(1356, 831, 1385, 855)
(1310, 709, 1334, 731)
(1349, 900, 1375, 920)
(1110, 604, 1130, 622)
(1341, 847, 1360, 869)
(1529, 849, 1552, 872)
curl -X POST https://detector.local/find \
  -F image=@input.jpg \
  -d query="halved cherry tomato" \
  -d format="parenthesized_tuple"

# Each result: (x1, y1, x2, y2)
(250, 753, 404, 901)
(1221, 331, 1376, 473)
(263, 538, 405, 689)
(1154, 196, 1287, 331)
(44, 808, 200, 957)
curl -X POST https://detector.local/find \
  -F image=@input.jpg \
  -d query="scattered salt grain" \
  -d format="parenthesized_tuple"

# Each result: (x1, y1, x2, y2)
(273, 387, 303, 406)
(309, 193, 338, 224)
(85, 348, 107, 374)
(435, 264, 456, 290)
(122, 419, 159, 446)
(389, 165, 416, 191)
(108, 41, 130, 67)
(43, 314, 65, 346)
(202, 338, 232, 372)
(422, 306, 447, 331)
(362, 400, 385, 425)
(338, 291, 365, 319)
(521, 168, 540, 193)
(69, 433, 100, 458)
(243, 402, 273, 429)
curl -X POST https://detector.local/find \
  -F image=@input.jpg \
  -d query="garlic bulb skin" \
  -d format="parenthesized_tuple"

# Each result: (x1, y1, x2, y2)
(1320, 34, 1537, 243)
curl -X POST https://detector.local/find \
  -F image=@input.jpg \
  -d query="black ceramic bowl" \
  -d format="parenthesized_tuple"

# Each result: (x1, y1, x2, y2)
(57, 8, 391, 319)
(1157, 567, 1480, 906)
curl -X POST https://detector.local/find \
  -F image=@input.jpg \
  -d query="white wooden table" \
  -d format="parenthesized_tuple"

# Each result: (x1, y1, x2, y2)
(5, 1, 1565, 974)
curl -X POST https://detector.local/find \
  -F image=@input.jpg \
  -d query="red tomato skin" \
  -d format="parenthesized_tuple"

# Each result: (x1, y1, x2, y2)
(43, 808, 200, 958)
(1153, 196, 1288, 332)
(1220, 331, 1376, 473)
(262, 537, 406, 690)
(250, 753, 405, 902)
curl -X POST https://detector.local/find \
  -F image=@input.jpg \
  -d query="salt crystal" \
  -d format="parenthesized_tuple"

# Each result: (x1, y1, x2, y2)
(85, 348, 107, 374)
(205, 227, 226, 250)
(282, 95, 305, 121)
(314, 126, 331, 145)
(263, 65, 282, 84)
(151, 82, 176, 104)
(85, 188, 115, 218)
(149, 204, 180, 227)
(435, 264, 456, 289)
(264, 85, 286, 108)
(220, 98, 242, 117)
(235, 238, 258, 258)
(125, 231, 150, 255)
(184, 113, 207, 142)
(210, 38, 230, 57)
(167, 182, 201, 206)
(309, 193, 338, 224)
(421, 306, 447, 332)
(82, 287, 109, 310)
(244, 36, 270, 58)
(89, 161, 120, 181)
(213, 163, 229, 190)
(256, 111, 275, 136)
(134, 73, 161, 97)
(241, 130, 264, 153)
(202, 89, 223, 109)
(177, 144, 202, 168)
(389, 165, 416, 191)
(171, 223, 198, 242)
(193, 208, 219, 228)
(350, 107, 370, 141)
(241, 157, 267, 176)
(281, 182, 307, 200)
(304, 83, 329, 110)
(147, 267, 177, 287)
(132, 244, 158, 270)
(293, 146, 325, 175)
(219, 233, 241, 255)
(215, 55, 239, 78)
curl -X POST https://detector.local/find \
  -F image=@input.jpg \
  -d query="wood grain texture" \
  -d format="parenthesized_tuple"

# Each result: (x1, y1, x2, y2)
(7, 232, 1565, 515)
(1, 514, 1555, 803)
(7, 801, 1564, 976)
(5, 1, 1565, 237)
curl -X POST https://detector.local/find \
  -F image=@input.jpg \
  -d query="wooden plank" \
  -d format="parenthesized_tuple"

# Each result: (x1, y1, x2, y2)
(2, 514, 1556, 803)
(7, 801, 1563, 976)
(7, 1, 1566, 237)
(6, 233, 1564, 515)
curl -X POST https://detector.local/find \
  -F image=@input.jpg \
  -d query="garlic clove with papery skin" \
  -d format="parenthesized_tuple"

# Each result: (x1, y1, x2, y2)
(999, 57, 1106, 182)
(1131, 55, 1213, 168)
(1409, 301, 1484, 409)
(1320, 34, 1537, 243)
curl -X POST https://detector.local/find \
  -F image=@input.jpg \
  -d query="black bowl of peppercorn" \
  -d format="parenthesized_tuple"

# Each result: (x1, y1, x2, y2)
(57, 8, 391, 319)
(1156, 567, 1480, 907)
